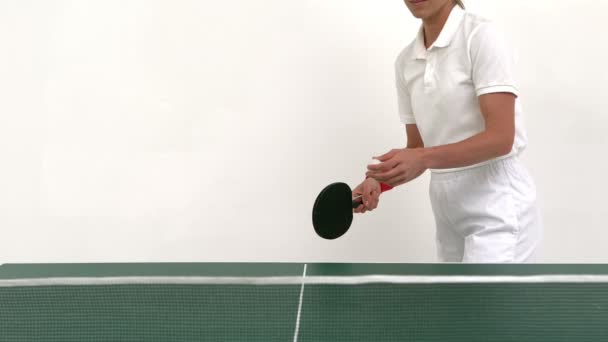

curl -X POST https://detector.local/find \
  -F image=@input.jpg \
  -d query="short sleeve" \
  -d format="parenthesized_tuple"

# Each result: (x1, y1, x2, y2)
(395, 61, 416, 124)
(469, 23, 519, 97)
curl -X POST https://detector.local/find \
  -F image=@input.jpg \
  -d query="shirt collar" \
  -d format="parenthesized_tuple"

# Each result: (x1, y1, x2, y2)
(412, 5, 465, 60)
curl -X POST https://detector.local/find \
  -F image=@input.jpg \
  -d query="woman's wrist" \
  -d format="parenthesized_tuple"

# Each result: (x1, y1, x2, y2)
(366, 175, 393, 192)
(418, 147, 434, 169)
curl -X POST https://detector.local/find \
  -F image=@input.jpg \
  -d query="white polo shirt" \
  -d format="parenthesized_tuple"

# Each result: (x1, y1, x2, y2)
(395, 6, 527, 171)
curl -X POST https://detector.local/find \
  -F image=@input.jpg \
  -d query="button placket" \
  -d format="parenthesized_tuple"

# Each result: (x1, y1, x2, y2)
(424, 51, 435, 90)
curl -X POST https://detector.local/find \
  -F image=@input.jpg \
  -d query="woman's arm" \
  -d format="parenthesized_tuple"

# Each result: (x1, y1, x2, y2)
(406, 124, 424, 149)
(368, 92, 515, 186)
(420, 92, 515, 169)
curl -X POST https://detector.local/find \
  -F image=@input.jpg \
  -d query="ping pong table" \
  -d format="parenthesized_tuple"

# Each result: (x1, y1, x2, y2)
(1, 263, 608, 341)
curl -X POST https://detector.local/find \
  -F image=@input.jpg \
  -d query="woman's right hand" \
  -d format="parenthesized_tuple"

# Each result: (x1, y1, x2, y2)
(352, 178, 382, 214)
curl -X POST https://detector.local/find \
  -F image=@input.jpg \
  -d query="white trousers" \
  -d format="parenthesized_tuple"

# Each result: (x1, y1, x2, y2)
(429, 156, 542, 263)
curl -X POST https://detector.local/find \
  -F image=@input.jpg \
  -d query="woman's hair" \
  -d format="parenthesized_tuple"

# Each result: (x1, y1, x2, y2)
(455, 0, 465, 9)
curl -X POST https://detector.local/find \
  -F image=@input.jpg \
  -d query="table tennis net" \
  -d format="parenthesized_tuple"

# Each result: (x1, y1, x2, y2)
(2, 271, 608, 342)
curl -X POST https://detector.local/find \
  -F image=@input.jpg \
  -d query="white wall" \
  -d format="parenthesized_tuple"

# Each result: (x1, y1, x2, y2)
(0, 0, 606, 263)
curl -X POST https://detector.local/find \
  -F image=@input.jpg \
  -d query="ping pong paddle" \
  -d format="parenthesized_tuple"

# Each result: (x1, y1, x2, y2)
(312, 181, 391, 240)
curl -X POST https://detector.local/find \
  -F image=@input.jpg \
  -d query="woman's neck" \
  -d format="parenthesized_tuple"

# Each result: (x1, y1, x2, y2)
(422, 3, 455, 48)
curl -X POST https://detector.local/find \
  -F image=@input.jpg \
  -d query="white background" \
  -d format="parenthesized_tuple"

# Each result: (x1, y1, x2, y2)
(1, 0, 606, 263)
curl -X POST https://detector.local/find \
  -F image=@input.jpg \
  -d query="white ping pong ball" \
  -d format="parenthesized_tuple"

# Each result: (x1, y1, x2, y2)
(369, 159, 381, 165)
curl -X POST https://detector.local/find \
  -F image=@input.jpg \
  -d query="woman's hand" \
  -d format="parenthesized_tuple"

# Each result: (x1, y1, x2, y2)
(352, 177, 381, 214)
(366, 148, 427, 187)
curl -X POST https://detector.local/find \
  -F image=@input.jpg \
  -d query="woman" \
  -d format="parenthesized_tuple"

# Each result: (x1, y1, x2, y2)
(355, 0, 542, 262)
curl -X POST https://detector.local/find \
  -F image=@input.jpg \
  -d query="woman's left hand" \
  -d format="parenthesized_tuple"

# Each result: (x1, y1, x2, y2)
(366, 148, 428, 187)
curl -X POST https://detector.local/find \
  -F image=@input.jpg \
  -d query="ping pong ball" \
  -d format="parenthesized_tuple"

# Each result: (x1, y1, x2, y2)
(369, 159, 381, 165)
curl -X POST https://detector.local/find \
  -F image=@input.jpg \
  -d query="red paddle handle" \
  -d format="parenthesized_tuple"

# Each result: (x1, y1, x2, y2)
(379, 182, 393, 192)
